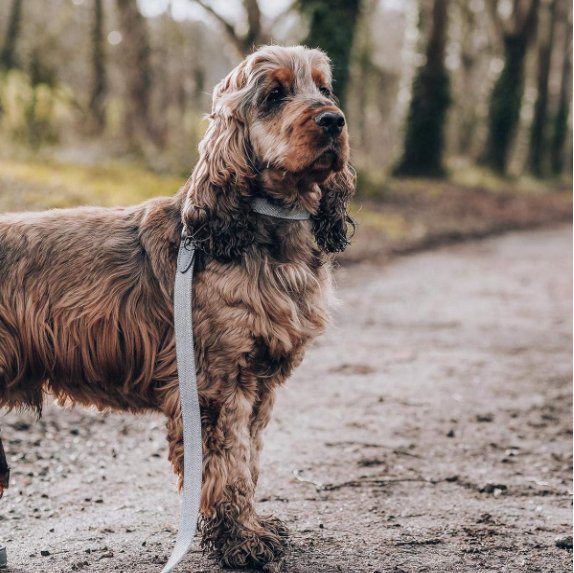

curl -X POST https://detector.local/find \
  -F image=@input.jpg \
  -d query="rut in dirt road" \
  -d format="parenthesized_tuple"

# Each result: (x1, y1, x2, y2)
(1, 226, 572, 573)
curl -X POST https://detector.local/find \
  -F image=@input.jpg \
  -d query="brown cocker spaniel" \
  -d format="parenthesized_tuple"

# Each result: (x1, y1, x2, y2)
(0, 45, 355, 569)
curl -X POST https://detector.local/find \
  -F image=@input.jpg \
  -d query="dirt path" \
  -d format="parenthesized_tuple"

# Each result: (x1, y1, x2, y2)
(1, 226, 572, 573)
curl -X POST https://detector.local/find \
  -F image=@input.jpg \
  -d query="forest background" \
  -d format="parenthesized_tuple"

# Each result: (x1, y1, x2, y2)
(0, 0, 571, 259)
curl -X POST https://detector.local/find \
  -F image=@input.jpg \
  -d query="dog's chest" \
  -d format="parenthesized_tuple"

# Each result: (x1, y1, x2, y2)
(195, 259, 332, 363)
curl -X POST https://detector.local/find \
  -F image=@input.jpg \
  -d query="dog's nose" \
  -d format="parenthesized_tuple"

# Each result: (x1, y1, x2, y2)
(315, 111, 345, 136)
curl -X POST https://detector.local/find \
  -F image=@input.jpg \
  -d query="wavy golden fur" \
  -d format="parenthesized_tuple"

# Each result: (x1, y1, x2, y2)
(0, 45, 355, 568)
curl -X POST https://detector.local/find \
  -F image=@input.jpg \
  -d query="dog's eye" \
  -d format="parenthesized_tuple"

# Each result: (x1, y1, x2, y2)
(266, 86, 285, 104)
(319, 87, 332, 98)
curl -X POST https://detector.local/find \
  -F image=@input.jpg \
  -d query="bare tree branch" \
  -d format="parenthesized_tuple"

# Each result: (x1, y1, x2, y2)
(189, 0, 292, 56)
(518, 0, 541, 39)
(0, 0, 24, 71)
(485, 0, 507, 41)
(191, 0, 246, 55)
(513, 0, 523, 31)
(243, 0, 264, 48)
(268, 0, 297, 32)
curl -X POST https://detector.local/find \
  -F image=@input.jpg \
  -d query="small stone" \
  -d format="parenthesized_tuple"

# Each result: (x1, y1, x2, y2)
(40, 550, 50, 557)
(480, 483, 508, 494)
(555, 536, 573, 550)
(99, 551, 114, 559)
(477, 512, 493, 524)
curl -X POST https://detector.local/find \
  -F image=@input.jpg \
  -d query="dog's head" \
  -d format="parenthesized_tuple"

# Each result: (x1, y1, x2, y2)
(182, 45, 356, 260)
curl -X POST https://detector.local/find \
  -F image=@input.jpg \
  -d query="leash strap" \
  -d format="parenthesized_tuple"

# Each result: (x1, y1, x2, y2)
(161, 234, 203, 573)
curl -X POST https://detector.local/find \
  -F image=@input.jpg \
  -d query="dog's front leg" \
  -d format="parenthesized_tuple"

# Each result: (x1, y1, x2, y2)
(249, 382, 275, 488)
(249, 382, 289, 546)
(201, 386, 287, 569)
(164, 385, 286, 569)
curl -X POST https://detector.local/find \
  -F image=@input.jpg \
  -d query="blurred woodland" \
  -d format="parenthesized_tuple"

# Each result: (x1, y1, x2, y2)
(0, 0, 570, 177)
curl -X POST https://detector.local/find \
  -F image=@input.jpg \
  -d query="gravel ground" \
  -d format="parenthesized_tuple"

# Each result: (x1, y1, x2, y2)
(1, 225, 572, 573)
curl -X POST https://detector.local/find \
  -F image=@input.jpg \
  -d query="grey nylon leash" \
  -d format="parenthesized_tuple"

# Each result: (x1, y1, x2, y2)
(161, 233, 202, 573)
(162, 198, 309, 572)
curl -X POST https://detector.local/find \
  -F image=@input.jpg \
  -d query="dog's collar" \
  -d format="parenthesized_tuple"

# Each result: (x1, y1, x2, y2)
(251, 197, 310, 221)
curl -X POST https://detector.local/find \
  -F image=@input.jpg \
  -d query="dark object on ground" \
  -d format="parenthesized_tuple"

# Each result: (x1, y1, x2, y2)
(555, 536, 573, 550)
(0, 434, 9, 495)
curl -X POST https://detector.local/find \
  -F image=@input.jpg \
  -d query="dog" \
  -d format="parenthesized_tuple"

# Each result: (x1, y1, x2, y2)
(0, 45, 355, 569)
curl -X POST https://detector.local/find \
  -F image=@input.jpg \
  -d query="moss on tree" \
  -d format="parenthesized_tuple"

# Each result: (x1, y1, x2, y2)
(482, 36, 529, 174)
(394, 0, 451, 178)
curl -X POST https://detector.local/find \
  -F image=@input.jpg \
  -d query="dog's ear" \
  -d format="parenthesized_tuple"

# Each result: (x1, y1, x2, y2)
(312, 164, 356, 254)
(182, 66, 256, 261)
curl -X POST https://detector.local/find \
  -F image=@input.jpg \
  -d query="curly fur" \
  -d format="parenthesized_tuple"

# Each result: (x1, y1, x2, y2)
(0, 45, 355, 569)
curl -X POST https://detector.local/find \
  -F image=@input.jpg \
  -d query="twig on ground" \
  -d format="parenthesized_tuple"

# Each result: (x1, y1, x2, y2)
(292, 469, 325, 489)
(292, 469, 442, 492)
(322, 477, 439, 491)
(395, 537, 444, 546)
(324, 441, 421, 458)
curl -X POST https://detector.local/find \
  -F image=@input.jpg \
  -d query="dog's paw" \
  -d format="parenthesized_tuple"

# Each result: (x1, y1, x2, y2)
(257, 515, 289, 541)
(218, 524, 287, 570)
(201, 509, 289, 569)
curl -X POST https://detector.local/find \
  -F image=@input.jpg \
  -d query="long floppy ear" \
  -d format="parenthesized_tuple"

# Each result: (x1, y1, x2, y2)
(181, 65, 256, 261)
(312, 164, 357, 253)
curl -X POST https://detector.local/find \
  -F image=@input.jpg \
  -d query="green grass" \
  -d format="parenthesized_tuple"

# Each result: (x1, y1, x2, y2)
(0, 158, 186, 212)
(350, 204, 411, 238)
(448, 164, 564, 194)
(356, 160, 572, 201)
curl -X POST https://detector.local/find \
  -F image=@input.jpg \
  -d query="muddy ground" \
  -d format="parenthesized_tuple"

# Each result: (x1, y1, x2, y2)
(1, 226, 572, 573)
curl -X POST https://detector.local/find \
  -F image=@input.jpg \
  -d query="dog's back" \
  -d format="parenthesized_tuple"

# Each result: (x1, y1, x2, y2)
(0, 199, 180, 413)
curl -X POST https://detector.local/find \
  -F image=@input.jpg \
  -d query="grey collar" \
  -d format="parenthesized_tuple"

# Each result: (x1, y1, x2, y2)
(252, 197, 310, 221)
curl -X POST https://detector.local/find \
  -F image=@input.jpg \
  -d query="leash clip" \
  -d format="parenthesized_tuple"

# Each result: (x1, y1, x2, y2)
(178, 229, 196, 274)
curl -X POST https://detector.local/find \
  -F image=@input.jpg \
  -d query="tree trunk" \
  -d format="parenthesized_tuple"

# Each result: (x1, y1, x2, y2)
(550, 11, 572, 176)
(0, 0, 24, 71)
(89, 0, 107, 134)
(243, 0, 263, 50)
(394, 0, 451, 177)
(300, 0, 362, 110)
(482, 0, 540, 174)
(116, 0, 160, 146)
(528, 0, 558, 176)
(457, 0, 480, 156)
